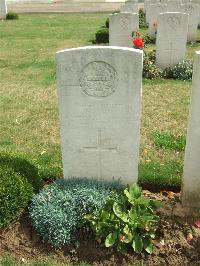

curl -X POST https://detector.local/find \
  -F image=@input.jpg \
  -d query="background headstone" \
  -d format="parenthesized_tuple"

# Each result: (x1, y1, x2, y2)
(156, 12, 188, 70)
(166, 1, 184, 12)
(121, 1, 138, 14)
(146, 3, 166, 39)
(183, 3, 200, 42)
(182, 51, 200, 208)
(0, 0, 7, 19)
(109, 12, 139, 47)
(56, 46, 143, 184)
(144, 0, 160, 12)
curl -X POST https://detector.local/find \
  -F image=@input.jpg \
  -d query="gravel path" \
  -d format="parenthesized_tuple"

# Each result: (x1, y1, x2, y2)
(7, 1, 144, 13)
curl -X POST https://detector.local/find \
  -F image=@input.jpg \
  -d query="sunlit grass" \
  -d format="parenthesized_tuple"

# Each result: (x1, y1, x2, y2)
(1, 14, 200, 187)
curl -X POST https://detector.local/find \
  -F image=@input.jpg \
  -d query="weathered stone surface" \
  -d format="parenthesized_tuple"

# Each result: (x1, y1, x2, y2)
(121, 1, 138, 14)
(156, 12, 188, 70)
(56, 46, 143, 184)
(0, 0, 7, 19)
(166, 0, 184, 12)
(109, 12, 139, 47)
(183, 2, 200, 42)
(145, 3, 166, 38)
(182, 51, 200, 208)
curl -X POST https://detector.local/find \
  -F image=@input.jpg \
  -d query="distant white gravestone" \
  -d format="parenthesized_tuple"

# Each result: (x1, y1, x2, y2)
(156, 12, 188, 70)
(0, 0, 7, 19)
(165, 0, 184, 12)
(56, 46, 143, 184)
(182, 51, 200, 208)
(121, 1, 138, 13)
(109, 12, 139, 47)
(183, 3, 200, 42)
(145, 3, 166, 39)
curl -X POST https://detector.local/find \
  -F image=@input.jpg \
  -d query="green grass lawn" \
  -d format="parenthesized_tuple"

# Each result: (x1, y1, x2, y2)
(1, 13, 200, 189)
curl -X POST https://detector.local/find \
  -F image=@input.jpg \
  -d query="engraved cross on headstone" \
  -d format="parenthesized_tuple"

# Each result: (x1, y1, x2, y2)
(164, 42, 179, 65)
(83, 129, 117, 178)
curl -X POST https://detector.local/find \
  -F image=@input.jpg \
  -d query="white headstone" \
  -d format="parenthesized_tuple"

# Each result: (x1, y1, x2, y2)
(121, 1, 138, 13)
(183, 3, 200, 42)
(109, 12, 139, 47)
(146, 3, 166, 39)
(182, 51, 200, 208)
(56, 46, 143, 184)
(144, 0, 160, 12)
(166, 1, 184, 12)
(156, 12, 188, 70)
(190, 0, 200, 24)
(0, 0, 7, 19)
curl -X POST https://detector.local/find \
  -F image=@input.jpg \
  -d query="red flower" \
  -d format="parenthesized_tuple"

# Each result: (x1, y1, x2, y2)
(194, 220, 200, 228)
(133, 37, 144, 49)
(153, 21, 157, 28)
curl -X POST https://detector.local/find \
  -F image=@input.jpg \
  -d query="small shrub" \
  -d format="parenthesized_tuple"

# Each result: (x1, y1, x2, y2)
(85, 184, 161, 254)
(95, 28, 109, 44)
(0, 166, 34, 228)
(163, 60, 193, 80)
(6, 12, 19, 20)
(143, 50, 162, 80)
(139, 8, 148, 28)
(29, 178, 122, 247)
(105, 17, 109, 28)
(153, 131, 186, 151)
(0, 151, 42, 192)
(142, 33, 155, 45)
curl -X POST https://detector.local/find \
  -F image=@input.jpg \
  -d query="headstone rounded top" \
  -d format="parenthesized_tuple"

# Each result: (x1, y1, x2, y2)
(56, 46, 143, 55)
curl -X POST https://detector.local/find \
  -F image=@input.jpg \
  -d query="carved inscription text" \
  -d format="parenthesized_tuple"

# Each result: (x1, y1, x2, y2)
(80, 61, 118, 98)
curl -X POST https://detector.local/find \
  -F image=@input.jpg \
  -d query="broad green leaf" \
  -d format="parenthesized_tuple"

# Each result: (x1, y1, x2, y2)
(120, 225, 133, 243)
(124, 184, 142, 203)
(132, 233, 143, 253)
(113, 202, 128, 222)
(136, 195, 150, 206)
(100, 210, 110, 220)
(129, 207, 138, 224)
(143, 238, 154, 254)
(123, 225, 131, 235)
(105, 232, 117, 247)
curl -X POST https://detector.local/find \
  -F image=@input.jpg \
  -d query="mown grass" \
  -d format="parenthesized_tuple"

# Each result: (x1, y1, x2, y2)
(0, 253, 90, 266)
(1, 13, 200, 189)
(0, 253, 145, 266)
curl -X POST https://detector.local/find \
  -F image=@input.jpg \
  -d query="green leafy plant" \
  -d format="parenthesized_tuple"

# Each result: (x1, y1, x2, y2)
(153, 131, 186, 151)
(85, 184, 161, 254)
(142, 33, 155, 44)
(163, 60, 193, 80)
(0, 151, 42, 192)
(0, 166, 34, 228)
(6, 12, 19, 20)
(95, 28, 109, 44)
(29, 178, 122, 247)
(105, 17, 109, 28)
(143, 50, 162, 80)
(139, 8, 148, 28)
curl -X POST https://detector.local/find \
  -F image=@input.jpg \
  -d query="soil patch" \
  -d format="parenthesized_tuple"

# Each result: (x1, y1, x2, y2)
(0, 191, 200, 266)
